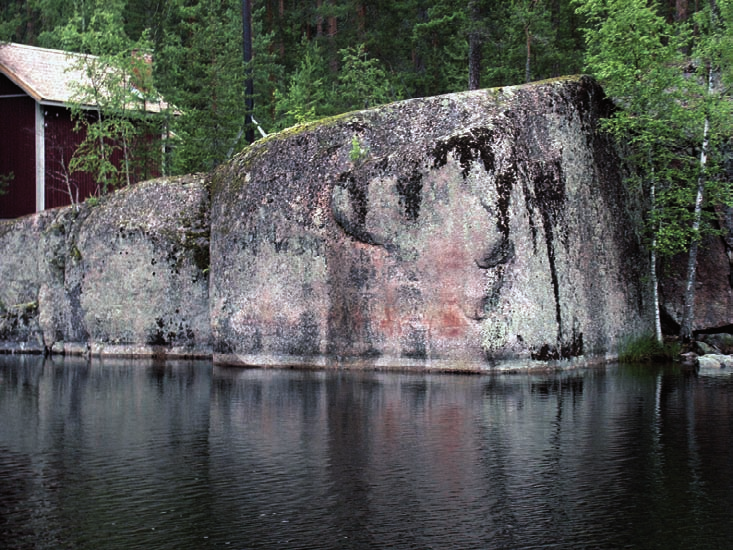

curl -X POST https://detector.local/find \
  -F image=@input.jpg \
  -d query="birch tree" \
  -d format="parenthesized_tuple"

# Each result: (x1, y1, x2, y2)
(679, 0, 733, 340)
(59, 7, 168, 194)
(576, 0, 733, 341)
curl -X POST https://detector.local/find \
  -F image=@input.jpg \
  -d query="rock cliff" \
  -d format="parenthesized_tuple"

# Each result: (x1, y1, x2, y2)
(1, 77, 670, 370)
(659, 205, 733, 335)
(0, 175, 211, 356)
(209, 76, 653, 369)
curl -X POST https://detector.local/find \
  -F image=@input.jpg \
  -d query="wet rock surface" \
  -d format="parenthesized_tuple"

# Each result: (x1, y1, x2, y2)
(678, 333, 733, 372)
(697, 353, 733, 371)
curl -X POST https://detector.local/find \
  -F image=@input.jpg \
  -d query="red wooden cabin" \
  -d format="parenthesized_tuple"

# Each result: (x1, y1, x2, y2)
(0, 43, 167, 219)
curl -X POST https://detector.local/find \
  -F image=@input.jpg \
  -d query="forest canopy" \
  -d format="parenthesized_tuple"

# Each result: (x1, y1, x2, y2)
(2, 0, 591, 173)
(0, 0, 714, 174)
(0, 0, 708, 173)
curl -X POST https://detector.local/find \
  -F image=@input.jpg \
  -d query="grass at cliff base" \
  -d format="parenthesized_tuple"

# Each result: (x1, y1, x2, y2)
(618, 334, 680, 363)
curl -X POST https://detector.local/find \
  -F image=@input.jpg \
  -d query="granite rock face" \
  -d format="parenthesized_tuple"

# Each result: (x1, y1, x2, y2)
(1, 78, 664, 369)
(0, 210, 56, 352)
(0, 175, 211, 356)
(210, 76, 653, 369)
(660, 205, 733, 335)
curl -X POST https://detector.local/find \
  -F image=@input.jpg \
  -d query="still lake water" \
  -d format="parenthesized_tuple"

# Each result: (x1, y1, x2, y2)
(1, 355, 732, 549)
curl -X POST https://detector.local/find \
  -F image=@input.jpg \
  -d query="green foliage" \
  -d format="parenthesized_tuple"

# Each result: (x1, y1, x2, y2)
(155, 0, 258, 172)
(65, 24, 170, 194)
(122, 0, 167, 43)
(576, 0, 733, 339)
(618, 334, 679, 363)
(337, 44, 398, 111)
(247, 10, 283, 138)
(275, 40, 398, 130)
(69, 115, 128, 194)
(412, 1, 471, 94)
(508, 0, 555, 83)
(10, 0, 589, 174)
(41, 0, 130, 55)
(411, 0, 583, 92)
(349, 135, 369, 164)
(575, 0, 732, 255)
(0, 171, 13, 196)
(275, 37, 329, 128)
(0, 1, 24, 42)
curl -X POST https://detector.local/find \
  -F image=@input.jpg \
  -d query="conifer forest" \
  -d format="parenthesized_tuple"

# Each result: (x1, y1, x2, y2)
(0, 0, 709, 174)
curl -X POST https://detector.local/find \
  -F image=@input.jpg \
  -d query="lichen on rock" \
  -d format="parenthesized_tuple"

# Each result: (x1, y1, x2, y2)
(0, 175, 212, 357)
(210, 76, 654, 370)
(1, 77, 669, 369)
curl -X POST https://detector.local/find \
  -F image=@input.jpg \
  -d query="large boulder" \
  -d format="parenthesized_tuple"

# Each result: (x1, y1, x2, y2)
(700, 333, 733, 354)
(698, 354, 733, 371)
(0, 210, 58, 352)
(0, 175, 211, 357)
(210, 76, 653, 370)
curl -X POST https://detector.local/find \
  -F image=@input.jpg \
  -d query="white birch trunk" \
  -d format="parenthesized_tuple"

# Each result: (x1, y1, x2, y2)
(650, 174, 663, 343)
(680, 69, 713, 341)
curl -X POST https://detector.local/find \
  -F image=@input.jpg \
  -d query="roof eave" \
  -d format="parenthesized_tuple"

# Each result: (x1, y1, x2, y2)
(0, 62, 42, 102)
(39, 99, 79, 109)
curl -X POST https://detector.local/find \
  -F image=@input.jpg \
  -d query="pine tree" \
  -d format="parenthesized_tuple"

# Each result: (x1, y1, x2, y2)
(412, 0, 474, 94)
(274, 36, 330, 128)
(156, 0, 247, 173)
(15, 0, 593, 175)
(509, 0, 555, 83)
(336, 43, 397, 110)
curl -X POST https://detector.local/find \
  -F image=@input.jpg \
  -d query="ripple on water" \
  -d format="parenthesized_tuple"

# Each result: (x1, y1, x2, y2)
(1, 360, 733, 549)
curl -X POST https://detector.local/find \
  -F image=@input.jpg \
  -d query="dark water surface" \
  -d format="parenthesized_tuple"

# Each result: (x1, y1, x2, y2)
(1, 355, 732, 549)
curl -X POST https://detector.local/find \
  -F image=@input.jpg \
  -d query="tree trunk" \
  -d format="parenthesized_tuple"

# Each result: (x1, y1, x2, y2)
(279, 0, 285, 55)
(467, 1, 482, 90)
(242, 0, 255, 144)
(96, 109, 107, 194)
(356, 3, 365, 37)
(316, 0, 323, 36)
(412, 5, 428, 97)
(468, 32, 482, 89)
(680, 69, 713, 341)
(525, 25, 532, 83)
(651, 244, 663, 342)
(650, 166, 663, 342)
(676, 0, 688, 21)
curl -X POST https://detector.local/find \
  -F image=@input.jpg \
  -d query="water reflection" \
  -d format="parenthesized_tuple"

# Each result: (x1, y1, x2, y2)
(1, 355, 732, 549)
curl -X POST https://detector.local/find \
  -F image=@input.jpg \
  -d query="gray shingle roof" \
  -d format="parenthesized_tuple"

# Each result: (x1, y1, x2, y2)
(0, 42, 167, 113)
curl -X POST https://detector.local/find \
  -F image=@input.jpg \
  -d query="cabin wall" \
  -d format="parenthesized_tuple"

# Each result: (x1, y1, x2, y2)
(0, 74, 36, 219)
(1, 72, 163, 219)
(43, 105, 97, 209)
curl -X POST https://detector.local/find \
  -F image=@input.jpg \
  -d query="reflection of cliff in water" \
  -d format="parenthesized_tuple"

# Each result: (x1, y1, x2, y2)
(1, 356, 733, 548)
